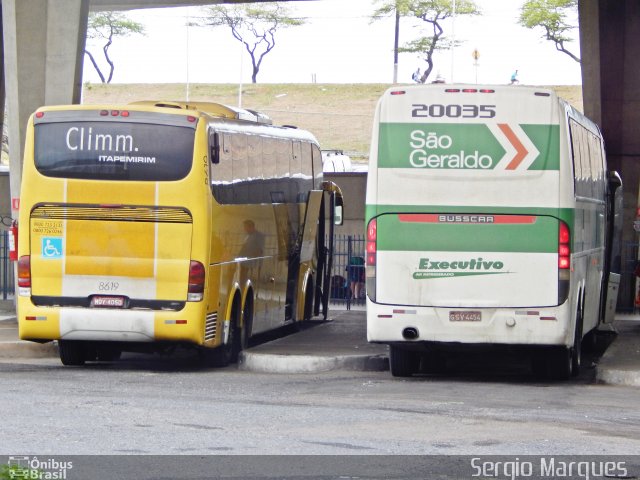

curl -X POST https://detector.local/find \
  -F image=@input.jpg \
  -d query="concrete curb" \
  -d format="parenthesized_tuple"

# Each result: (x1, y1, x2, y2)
(596, 368, 640, 387)
(239, 351, 388, 374)
(0, 341, 58, 359)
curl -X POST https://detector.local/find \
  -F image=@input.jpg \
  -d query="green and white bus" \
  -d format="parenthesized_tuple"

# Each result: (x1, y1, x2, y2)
(365, 85, 622, 379)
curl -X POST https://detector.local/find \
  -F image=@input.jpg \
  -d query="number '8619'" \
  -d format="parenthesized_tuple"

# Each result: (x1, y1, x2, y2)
(411, 104, 496, 119)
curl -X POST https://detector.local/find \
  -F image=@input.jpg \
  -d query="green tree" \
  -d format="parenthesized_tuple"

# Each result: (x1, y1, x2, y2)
(85, 11, 145, 83)
(372, 0, 480, 83)
(519, 0, 580, 63)
(194, 3, 304, 84)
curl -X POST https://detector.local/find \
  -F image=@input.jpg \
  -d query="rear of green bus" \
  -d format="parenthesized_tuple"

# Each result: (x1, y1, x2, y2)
(366, 85, 578, 375)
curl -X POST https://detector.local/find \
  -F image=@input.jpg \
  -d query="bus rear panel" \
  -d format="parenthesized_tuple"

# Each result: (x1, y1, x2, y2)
(366, 85, 611, 378)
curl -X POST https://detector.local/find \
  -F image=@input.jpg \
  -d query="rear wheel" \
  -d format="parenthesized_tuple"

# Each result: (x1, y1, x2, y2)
(58, 341, 86, 366)
(96, 346, 122, 362)
(211, 300, 241, 367)
(241, 295, 254, 351)
(421, 351, 447, 374)
(570, 307, 584, 377)
(389, 345, 419, 377)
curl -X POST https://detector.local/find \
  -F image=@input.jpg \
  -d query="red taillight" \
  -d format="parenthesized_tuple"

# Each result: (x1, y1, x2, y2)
(18, 255, 31, 288)
(366, 219, 377, 266)
(390, 90, 406, 96)
(558, 222, 570, 269)
(35, 111, 44, 118)
(188, 261, 205, 292)
(188, 260, 205, 301)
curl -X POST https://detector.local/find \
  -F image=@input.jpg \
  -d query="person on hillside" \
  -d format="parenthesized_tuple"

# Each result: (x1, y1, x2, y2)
(510, 70, 519, 85)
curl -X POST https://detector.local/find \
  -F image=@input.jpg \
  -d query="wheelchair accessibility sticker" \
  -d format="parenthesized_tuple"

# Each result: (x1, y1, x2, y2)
(42, 237, 63, 259)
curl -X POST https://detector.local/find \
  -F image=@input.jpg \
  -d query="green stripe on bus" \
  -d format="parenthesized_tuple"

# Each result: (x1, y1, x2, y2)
(376, 123, 559, 171)
(375, 214, 559, 253)
(522, 124, 560, 170)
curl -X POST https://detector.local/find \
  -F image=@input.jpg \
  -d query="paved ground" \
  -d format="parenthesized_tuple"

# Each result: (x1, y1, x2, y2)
(1, 301, 640, 386)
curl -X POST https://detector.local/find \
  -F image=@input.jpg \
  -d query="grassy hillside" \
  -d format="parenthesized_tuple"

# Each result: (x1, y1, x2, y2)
(82, 83, 583, 161)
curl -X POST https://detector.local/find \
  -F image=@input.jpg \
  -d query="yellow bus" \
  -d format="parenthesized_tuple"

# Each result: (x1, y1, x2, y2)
(16, 101, 343, 366)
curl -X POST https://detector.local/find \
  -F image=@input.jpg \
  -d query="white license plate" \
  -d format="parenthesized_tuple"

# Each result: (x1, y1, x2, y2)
(449, 311, 481, 322)
(91, 296, 125, 308)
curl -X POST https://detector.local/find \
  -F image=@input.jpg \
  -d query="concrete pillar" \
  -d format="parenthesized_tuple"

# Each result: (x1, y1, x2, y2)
(580, 0, 640, 309)
(2, 0, 88, 215)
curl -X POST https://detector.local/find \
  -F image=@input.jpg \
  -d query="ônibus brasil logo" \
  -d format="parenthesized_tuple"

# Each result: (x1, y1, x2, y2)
(413, 257, 508, 279)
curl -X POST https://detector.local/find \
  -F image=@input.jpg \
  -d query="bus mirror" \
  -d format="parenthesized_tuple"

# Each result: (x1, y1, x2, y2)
(334, 205, 343, 226)
(211, 133, 220, 165)
(334, 197, 344, 226)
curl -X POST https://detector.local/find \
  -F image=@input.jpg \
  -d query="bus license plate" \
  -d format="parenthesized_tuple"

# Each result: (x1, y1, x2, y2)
(91, 296, 125, 308)
(449, 311, 481, 322)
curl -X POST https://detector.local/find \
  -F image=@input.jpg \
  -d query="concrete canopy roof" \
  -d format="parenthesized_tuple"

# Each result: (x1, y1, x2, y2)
(89, 0, 301, 11)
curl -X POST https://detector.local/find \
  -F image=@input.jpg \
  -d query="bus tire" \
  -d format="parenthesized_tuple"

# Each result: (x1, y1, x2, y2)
(571, 307, 584, 377)
(212, 300, 241, 367)
(58, 340, 86, 366)
(241, 294, 254, 351)
(421, 351, 446, 374)
(547, 346, 573, 380)
(389, 345, 419, 377)
(304, 279, 314, 322)
(96, 346, 122, 362)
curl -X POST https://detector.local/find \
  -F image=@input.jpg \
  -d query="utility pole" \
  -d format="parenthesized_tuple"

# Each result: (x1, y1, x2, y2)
(450, 0, 456, 83)
(393, 3, 400, 83)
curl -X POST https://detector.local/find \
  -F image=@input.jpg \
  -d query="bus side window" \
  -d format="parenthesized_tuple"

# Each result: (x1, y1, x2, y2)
(570, 121, 582, 195)
(312, 144, 322, 190)
(232, 133, 249, 204)
(275, 139, 290, 203)
(291, 141, 302, 203)
(299, 141, 313, 202)
(248, 134, 264, 204)
(263, 136, 278, 203)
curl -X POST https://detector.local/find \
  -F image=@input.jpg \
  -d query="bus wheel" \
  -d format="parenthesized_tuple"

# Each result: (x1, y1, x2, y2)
(58, 340, 86, 366)
(241, 295, 254, 351)
(547, 346, 573, 380)
(570, 308, 584, 377)
(96, 346, 122, 362)
(389, 346, 419, 377)
(212, 305, 241, 367)
(421, 351, 446, 374)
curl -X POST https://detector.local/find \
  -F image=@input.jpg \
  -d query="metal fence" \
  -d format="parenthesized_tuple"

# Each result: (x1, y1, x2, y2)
(0, 230, 14, 300)
(328, 234, 365, 310)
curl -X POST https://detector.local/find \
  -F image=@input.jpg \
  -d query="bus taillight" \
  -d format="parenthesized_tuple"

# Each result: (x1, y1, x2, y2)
(558, 221, 570, 303)
(188, 260, 205, 302)
(18, 255, 31, 294)
(366, 219, 377, 301)
(558, 221, 570, 269)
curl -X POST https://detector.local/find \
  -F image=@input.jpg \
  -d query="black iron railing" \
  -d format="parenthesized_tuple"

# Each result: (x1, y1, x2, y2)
(0, 230, 14, 300)
(328, 234, 365, 310)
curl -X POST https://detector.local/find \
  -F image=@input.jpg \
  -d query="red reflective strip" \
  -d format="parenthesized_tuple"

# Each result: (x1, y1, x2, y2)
(540, 316, 557, 321)
(176, 320, 187, 325)
(378, 315, 393, 318)
(397, 214, 537, 224)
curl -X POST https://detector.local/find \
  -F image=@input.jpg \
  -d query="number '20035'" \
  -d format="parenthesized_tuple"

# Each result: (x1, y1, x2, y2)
(411, 104, 496, 118)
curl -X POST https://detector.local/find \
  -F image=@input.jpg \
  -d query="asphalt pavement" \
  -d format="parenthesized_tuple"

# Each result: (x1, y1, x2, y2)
(1, 299, 640, 387)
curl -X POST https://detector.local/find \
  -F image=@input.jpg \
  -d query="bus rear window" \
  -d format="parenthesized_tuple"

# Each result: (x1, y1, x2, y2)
(34, 121, 195, 181)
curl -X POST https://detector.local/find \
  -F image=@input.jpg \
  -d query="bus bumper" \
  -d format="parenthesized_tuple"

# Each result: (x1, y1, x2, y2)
(366, 298, 573, 347)
(17, 300, 206, 345)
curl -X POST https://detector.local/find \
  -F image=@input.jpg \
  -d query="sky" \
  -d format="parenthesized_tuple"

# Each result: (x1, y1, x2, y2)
(82, 0, 583, 86)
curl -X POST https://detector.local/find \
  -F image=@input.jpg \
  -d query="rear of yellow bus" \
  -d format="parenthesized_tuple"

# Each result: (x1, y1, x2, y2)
(16, 105, 210, 364)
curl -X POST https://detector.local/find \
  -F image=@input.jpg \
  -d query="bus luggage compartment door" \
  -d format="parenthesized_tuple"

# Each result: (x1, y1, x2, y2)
(374, 212, 560, 308)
